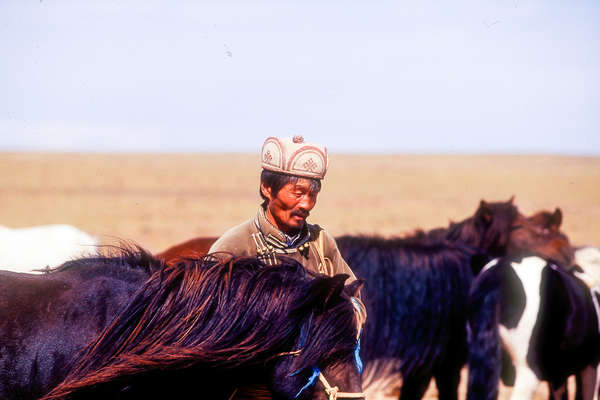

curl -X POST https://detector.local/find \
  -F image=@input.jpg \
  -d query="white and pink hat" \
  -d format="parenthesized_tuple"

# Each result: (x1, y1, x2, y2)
(261, 136, 328, 180)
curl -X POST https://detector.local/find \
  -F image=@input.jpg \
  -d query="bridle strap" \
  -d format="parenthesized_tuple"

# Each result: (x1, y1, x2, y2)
(318, 373, 365, 400)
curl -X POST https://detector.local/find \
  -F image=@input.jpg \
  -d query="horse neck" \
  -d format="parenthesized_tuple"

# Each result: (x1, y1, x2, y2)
(444, 217, 508, 257)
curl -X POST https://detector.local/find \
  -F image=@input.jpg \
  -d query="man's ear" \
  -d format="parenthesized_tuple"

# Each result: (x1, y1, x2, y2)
(260, 181, 273, 201)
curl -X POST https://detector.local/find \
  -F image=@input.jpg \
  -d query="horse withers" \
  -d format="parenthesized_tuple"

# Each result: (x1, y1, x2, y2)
(1, 251, 366, 400)
(467, 255, 600, 400)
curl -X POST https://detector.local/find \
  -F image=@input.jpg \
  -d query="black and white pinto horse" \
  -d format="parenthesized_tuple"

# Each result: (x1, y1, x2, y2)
(467, 255, 600, 400)
(335, 199, 574, 400)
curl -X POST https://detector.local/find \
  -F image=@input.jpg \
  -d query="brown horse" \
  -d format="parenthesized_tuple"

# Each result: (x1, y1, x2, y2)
(155, 236, 218, 266)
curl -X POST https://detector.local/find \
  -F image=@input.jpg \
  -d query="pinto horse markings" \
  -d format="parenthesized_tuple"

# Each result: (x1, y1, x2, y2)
(467, 256, 600, 400)
(1, 252, 365, 400)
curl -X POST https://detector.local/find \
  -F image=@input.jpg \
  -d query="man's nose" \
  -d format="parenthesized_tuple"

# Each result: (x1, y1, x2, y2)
(298, 194, 315, 211)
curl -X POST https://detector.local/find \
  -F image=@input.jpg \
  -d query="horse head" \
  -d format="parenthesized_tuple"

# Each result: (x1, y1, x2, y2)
(268, 275, 366, 400)
(506, 207, 574, 268)
(445, 197, 519, 256)
(455, 197, 573, 268)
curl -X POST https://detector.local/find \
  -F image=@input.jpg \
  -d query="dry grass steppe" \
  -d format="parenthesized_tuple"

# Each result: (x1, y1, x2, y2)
(1, 152, 599, 399)
(1, 153, 598, 253)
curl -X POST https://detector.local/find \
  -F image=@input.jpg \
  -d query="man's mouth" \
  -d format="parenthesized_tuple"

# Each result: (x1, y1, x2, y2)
(291, 211, 309, 220)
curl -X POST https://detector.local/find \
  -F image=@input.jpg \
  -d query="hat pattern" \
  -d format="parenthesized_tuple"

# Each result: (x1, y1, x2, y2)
(261, 136, 328, 179)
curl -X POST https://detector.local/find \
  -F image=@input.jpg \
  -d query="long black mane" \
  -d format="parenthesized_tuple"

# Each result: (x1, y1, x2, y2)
(43, 254, 359, 399)
(337, 236, 477, 377)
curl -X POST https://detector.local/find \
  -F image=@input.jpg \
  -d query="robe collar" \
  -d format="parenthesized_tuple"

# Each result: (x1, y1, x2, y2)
(254, 206, 310, 249)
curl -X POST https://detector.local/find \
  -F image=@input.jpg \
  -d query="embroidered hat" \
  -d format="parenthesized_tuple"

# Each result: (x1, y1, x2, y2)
(261, 136, 328, 180)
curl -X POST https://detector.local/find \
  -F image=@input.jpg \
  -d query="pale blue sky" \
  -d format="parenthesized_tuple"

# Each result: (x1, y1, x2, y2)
(1, 0, 598, 154)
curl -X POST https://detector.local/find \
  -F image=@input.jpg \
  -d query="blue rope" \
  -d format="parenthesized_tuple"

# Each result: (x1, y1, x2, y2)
(294, 366, 321, 398)
(354, 333, 363, 374)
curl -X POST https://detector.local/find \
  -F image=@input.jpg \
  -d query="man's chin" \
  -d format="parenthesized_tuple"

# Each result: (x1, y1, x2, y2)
(285, 219, 305, 232)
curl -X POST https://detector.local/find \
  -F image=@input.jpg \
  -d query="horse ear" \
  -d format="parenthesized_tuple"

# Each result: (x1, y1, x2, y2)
(476, 200, 494, 224)
(549, 208, 562, 230)
(344, 278, 365, 298)
(322, 274, 350, 310)
(508, 195, 515, 204)
(298, 274, 349, 314)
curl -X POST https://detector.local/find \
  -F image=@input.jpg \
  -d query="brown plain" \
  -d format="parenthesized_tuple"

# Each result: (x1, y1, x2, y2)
(1, 152, 599, 399)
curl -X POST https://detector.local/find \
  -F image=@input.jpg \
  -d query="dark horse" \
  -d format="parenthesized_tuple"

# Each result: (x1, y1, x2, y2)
(0, 249, 159, 399)
(334, 198, 573, 400)
(467, 254, 600, 400)
(1, 252, 365, 400)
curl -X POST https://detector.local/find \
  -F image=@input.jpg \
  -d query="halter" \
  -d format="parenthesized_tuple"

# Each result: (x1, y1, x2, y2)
(271, 294, 366, 400)
(312, 296, 367, 400)
(317, 372, 365, 400)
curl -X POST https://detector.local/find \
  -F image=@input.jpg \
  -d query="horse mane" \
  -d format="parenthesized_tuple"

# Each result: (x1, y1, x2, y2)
(43, 254, 358, 399)
(337, 234, 478, 376)
(53, 243, 163, 276)
(338, 200, 518, 257)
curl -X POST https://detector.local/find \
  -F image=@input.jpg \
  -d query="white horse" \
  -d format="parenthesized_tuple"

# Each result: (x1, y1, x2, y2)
(0, 224, 99, 273)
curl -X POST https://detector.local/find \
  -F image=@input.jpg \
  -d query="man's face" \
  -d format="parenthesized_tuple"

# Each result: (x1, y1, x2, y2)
(262, 178, 319, 235)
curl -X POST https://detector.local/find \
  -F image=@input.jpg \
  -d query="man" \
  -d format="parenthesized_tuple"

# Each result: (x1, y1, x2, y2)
(209, 135, 358, 281)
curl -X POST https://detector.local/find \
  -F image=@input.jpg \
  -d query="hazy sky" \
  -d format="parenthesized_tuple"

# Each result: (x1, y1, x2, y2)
(1, 1, 599, 154)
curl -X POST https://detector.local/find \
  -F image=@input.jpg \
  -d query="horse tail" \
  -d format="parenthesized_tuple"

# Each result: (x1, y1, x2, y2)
(466, 259, 502, 400)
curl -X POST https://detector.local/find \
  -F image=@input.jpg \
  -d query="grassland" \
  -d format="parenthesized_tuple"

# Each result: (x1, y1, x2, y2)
(1, 153, 598, 253)
(1, 152, 598, 399)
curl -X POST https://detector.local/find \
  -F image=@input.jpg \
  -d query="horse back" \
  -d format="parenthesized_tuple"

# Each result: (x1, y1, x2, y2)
(0, 265, 150, 399)
(337, 235, 476, 378)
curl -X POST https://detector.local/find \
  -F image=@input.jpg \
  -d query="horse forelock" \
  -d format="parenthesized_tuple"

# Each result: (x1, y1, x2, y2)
(42, 256, 341, 399)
